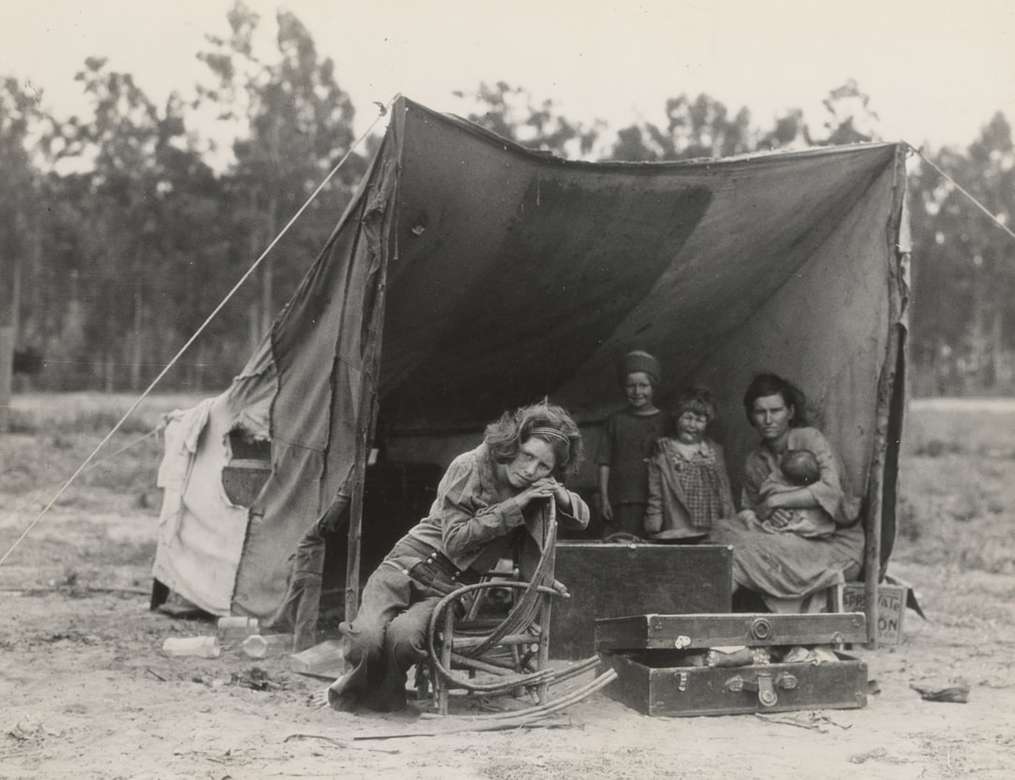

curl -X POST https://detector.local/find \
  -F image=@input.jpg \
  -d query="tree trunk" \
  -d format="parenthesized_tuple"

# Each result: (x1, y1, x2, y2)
(104, 351, 115, 393)
(260, 117, 281, 340)
(25, 215, 40, 391)
(248, 301, 261, 354)
(247, 197, 263, 351)
(969, 266, 990, 393)
(988, 304, 1003, 390)
(260, 193, 279, 337)
(0, 240, 21, 433)
(195, 341, 206, 392)
(260, 256, 274, 337)
(130, 281, 144, 391)
(0, 326, 13, 433)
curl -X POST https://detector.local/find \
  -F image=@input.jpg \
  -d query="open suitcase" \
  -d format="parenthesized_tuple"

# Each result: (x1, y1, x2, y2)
(549, 543, 734, 659)
(596, 612, 869, 717)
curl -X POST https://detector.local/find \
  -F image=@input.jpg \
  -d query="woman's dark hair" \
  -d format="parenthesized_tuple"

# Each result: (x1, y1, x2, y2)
(674, 386, 717, 422)
(742, 373, 809, 428)
(484, 401, 584, 477)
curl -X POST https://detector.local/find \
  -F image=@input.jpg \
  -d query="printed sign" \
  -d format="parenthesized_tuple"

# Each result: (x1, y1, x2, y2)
(842, 584, 906, 645)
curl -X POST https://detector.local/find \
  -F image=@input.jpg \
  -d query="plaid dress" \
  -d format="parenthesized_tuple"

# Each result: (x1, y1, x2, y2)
(669, 443, 727, 529)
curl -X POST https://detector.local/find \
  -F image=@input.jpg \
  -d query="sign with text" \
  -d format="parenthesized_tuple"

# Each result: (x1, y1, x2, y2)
(842, 583, 907, 645)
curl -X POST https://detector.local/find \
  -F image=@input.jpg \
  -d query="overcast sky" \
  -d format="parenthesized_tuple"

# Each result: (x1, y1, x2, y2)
(2, 0, 1013, 152)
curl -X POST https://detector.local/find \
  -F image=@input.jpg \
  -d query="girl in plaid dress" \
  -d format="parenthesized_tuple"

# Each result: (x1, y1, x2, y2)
(643, 387, 735, 541)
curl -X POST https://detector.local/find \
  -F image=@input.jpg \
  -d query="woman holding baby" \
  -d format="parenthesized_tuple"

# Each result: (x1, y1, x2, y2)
(710, 372, 865, 612)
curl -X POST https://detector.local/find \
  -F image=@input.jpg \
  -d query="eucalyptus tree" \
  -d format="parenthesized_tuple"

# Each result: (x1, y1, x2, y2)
(0, 76, 45, 425)
(452, 81, 604, 159)
(196, 1, 360, 348)
(908, 113, 1015, 393)
(609, 93, 753, 161)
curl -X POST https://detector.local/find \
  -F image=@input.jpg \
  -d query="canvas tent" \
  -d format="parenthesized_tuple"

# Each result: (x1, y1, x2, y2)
(153, 96, 910, 643)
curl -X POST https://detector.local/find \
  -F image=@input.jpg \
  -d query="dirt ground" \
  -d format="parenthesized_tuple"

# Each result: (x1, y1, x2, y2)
(2, 395, 1015, 779)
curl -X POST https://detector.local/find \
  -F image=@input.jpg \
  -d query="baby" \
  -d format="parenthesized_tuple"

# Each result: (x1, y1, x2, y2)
(781, 449, 821, 486)
(758, 449, 836, 538)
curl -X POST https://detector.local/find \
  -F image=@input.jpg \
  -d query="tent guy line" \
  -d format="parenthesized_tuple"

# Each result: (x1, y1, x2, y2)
(908, 142, 1015, 246)
(0, 97, 395, 570)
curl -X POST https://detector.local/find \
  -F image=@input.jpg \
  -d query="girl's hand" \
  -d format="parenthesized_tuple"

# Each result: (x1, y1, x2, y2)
(549, 479, 572, 512)
(601, 496, 614, 523)
(516, 478, 558, 507)
(518, 478, 572, 512)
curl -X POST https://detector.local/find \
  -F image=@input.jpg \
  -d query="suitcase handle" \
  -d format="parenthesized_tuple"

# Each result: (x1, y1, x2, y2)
(723, 671, 798, 707)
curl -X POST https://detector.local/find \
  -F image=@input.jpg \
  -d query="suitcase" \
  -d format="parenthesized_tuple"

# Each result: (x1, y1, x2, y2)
(549, 544, 733, 660)
(596, 612, 869, 717)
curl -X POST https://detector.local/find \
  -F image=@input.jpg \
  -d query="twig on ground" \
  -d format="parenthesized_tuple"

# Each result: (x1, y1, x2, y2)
(755, 711, 852, 733)
(755, 713, 828, 732)
(283, 733, 400, 755)
(0, 586, 149, 596)
(145, 667, 168, 682)
(353, 716, 571, 741)
(0, 748, 42, 761)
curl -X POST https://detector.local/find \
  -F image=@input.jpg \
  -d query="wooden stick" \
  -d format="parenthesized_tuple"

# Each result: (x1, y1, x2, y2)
(344, 150, 395, 622)
(354, 716, 571, 741)
(283, 733, 401, 754)
(0, 586, 149, 596)
(862, 145, 909, 648)
(449, 652, 514, 676)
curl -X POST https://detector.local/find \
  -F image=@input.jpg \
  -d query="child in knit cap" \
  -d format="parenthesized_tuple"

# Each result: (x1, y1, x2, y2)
(596, 350, 669, 538)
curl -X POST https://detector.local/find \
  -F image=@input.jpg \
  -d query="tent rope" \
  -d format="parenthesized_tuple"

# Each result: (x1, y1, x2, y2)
(0, 97, 396, 569)
(908, 142, 1015, 245)
(79, 424, 165, 473)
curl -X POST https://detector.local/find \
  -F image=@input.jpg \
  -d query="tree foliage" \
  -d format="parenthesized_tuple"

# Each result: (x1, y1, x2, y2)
(197, 1, 361, 345)
(908, 113, 1015, 393)
(611, 93, 753, 161)
(1, 32, 1011, 398)
(453, 81, 603, 158)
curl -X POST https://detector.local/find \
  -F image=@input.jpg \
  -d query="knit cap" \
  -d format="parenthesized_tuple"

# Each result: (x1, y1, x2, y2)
(621, 350, 660, 385)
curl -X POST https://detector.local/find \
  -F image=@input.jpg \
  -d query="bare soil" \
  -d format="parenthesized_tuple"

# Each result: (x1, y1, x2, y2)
(1, 397, 1014, 779)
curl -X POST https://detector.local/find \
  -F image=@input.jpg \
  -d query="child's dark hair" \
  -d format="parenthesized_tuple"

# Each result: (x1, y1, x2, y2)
(484, 402, 584, 478)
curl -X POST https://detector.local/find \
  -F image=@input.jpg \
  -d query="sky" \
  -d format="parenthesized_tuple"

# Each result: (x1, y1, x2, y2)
(1, 0, 1013, 154)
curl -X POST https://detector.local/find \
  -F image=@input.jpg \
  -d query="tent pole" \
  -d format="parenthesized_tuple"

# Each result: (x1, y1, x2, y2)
(344, 428, 368, 620)
(345, 271, 389, 621)
(863, 146, 909, 647)
(344, 261, 394, 623)
(342, 104, 400, 624)
(865, 324, 904, 647)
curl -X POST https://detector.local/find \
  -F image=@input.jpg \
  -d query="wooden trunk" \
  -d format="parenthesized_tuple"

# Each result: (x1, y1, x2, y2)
(549, 543, 733, 660)
(597, 612, 869, 717)
(603, 650, 868, 717)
